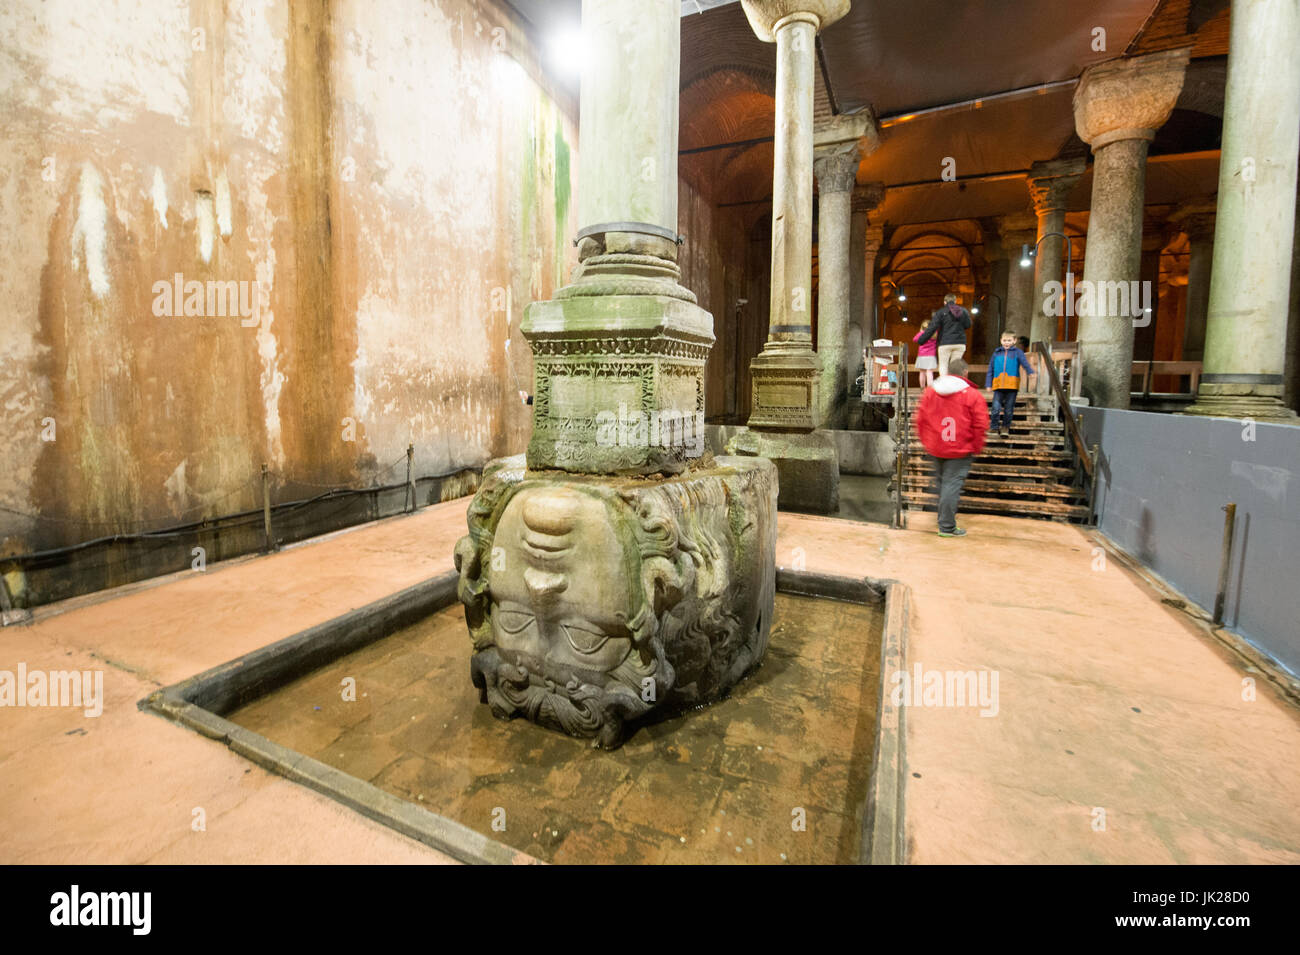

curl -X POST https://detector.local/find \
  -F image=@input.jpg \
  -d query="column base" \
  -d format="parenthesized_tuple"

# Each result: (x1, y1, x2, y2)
(1182, 393, 1298, 421)
(725, 427, 840, 513)
(747, 342, 819, 432)
(522, 294, 714, 474)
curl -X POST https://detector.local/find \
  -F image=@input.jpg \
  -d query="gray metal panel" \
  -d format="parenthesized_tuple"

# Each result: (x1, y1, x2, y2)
(1078, 406, 1300, 676)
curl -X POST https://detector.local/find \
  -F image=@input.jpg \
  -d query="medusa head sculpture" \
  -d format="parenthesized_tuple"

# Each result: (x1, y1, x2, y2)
(454, 455, 776, 748)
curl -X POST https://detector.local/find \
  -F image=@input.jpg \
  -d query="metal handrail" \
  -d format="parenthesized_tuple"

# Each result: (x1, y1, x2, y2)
(1034, 340, 1093, 480)
(894, 341, 910, 528)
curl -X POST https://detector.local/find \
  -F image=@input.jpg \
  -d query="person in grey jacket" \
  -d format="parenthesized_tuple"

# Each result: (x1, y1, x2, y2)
(915, 293, 972, 375)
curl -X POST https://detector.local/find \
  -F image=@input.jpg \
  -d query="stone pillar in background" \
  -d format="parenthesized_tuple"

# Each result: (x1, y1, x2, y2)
(1000, 214, 1039, 339)
(1167, 201, 1215, 364)
(980, 225, 1010, 355)
(861, 221, 884, 345)
(1027, 158, 1086, 345)
(1134, 238, 1163, 365)
(813, 150, 857, 427)
(848, 197, 867, 388)
(1187, 0, 1300, 420)
(812, 118, 878, 428)
(1073, 48, 1189, 409)
(523, 0, 714, 473)
(728, 0, 851, 512)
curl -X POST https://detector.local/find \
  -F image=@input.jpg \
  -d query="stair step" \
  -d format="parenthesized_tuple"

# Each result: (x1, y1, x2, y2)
(909, 441, 1071, 454)
(901, 476, 1086, 499)
(904, 446, 1076, 465)
(901, 491, 1090, 520)
(905, 462, 1076, 479)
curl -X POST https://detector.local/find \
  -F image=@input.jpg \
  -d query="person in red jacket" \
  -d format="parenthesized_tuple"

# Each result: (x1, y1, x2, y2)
(915, 357, 989, 537)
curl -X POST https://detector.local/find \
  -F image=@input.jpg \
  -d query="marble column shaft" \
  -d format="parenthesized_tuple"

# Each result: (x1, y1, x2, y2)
(1188, 0, 1300, 419)
(767, 15, 817, 345)
(578, 0, 680, 239)
(862, 224, 884, 343)
(1000, 215, 1038, 339)
(1028, 158, 1085, 345)
(1168, 203, 1216, 363)
(813, 151, 858, 427)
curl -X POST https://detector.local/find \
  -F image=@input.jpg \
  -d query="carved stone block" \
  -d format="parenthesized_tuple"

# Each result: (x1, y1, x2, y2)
(454, 455, 777, 748)
(747, 343, 819, 432)
(523, 294, 714, 475)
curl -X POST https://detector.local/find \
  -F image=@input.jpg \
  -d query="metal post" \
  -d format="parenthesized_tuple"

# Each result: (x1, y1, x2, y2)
(405, 444, 415, 513)
(1213, 502, 1237, 626)
(261, 463, 273, 552)
(1088, 444, 1100, 526)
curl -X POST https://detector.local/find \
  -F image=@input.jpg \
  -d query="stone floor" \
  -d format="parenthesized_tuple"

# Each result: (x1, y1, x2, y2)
(2, 496, 1298, 864)
(229, 593, 882, 864)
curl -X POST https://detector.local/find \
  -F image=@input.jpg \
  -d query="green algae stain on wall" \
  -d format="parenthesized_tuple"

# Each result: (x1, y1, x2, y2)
(520, 112, 538, 270)
(553, 124, 571, 287)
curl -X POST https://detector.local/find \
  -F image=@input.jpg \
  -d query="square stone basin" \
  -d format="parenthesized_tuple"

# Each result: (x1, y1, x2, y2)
(142, 569, 907, 865)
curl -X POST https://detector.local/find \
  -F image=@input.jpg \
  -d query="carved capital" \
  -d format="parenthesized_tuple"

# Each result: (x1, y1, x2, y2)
(852, 182, 886, 215)
(998, 212, 1038, 250)
(1073, 48, 1191, 150)
(1027, 157, 1086, 216)
(741, 0, 851, 41)
(814, 108, 881, 158)
(862, 223, 885, 259)
(1168, 199, 1218, 242)
(814, 150, 860, 194)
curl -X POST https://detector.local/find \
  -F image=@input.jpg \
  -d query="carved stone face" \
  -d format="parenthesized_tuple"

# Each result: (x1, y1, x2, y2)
(455, 455, 778, 748)
(488, 487, 639, 686)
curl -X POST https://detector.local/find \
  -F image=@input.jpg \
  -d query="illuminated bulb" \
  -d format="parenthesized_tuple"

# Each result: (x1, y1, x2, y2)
(548, 27, 585, 76)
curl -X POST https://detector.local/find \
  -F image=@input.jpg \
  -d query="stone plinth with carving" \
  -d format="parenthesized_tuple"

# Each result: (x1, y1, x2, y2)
(455, 454, 777, 748)
(523, 261, 713, 476)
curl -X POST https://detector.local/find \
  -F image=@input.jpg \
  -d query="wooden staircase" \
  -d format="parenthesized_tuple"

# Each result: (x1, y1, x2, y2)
(893, 390, 1092, 522)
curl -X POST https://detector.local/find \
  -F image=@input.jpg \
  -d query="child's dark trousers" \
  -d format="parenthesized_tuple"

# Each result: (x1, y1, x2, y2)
(990, 389, 1018, 431)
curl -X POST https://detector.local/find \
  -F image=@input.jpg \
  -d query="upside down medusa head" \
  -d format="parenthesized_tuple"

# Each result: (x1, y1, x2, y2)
(454, 456, 777, 748)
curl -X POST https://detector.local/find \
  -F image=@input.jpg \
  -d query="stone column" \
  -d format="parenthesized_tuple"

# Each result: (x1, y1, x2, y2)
(980, 224, 1010, 355)
(1187, 0, 1300, 420)
(812, 116, 878, 428)
(861, 222, 884, 343)
(1073, 48, 1190, 409)
(1167, 201, 1215, 363)
(1027, 158, 1086, 345)
(728, 0, 851, 512)
(522, 0, 715, 474)
(813, 150, 857, 427)
(1000, 214, 1038, 339)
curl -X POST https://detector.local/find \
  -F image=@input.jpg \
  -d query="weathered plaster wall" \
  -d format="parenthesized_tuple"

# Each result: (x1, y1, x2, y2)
(0, 0, 576, 580)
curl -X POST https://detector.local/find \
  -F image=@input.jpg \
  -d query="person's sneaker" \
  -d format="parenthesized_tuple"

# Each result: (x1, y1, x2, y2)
(999, 428, 1010, 437)
(937, 528, 967, 538)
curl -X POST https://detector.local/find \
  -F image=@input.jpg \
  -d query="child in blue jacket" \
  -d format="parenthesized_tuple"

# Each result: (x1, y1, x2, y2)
(985, 332, 1036, 437)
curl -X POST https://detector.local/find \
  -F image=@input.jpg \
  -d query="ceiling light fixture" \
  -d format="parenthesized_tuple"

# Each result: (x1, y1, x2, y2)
(547, 26, 585, 77)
